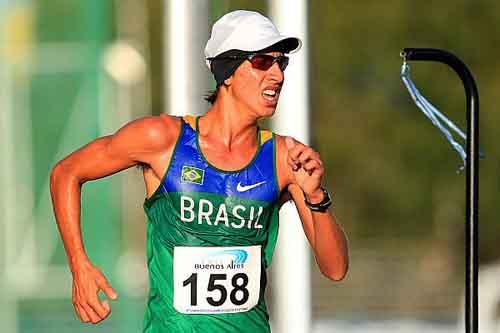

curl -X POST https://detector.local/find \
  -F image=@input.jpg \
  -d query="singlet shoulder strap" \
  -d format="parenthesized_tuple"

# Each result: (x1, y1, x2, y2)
(259, 129, 273, 145)
(183, 115, 197, 130)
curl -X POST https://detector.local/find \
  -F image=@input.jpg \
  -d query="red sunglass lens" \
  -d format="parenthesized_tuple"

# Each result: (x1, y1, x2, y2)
(249, 55, 289, 71)
(250, 55, 274, 70)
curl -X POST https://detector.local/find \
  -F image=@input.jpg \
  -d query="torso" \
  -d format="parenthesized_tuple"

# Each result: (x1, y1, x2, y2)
(141, 114, 281, 332)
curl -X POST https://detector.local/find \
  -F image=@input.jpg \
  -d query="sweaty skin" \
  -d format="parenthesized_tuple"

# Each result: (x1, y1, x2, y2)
(50, 51, 349, 325)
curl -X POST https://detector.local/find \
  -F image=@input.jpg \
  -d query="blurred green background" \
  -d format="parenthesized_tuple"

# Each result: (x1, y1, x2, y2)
(1, 0, 498, 332)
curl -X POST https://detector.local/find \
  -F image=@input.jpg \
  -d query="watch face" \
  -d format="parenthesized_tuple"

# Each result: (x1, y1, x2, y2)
(320, 188, 330, 203)
(322, 188, 329, 200)
(319, 188, 332, 208)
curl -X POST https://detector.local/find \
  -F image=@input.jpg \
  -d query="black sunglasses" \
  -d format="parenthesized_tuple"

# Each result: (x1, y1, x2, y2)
(208, 54, 290, 72)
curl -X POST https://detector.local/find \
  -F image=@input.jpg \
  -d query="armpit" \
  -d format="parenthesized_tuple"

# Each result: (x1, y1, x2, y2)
(278, 189, 293, 210)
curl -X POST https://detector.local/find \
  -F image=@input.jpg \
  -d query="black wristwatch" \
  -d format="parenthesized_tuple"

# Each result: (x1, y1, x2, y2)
(304, 187, 332, 212)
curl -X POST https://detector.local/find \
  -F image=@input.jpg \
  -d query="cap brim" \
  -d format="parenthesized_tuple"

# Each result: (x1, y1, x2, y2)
(205, 35, 302, 68)
(257, 36, 302, 54)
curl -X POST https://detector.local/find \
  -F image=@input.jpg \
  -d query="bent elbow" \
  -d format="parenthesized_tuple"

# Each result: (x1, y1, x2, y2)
(50, 161, 79, 192)
(329, 270, 348, 282)
(320, 263, 349, 282)
(50, 162, 64, 190)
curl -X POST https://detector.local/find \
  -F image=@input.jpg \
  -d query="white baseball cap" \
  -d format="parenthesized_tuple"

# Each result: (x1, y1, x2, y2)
(204, 10, 302, 68)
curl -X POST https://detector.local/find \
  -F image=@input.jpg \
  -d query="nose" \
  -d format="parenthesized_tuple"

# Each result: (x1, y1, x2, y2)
(267, 62, 284, 83)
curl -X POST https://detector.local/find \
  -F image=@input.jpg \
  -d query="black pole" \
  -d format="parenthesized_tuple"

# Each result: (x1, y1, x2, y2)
(401, 48, 479, 333)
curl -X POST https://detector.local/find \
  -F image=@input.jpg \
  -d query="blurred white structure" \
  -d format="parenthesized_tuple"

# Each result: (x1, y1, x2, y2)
(269, 1, 311, 333)
(165, 0, 209, 116)
(475, 262, 500, 333)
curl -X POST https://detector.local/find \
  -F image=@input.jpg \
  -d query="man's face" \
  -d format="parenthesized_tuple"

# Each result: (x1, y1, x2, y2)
(229, 51, 285, 118)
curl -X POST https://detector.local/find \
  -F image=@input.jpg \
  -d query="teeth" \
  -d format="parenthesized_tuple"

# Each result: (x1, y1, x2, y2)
(263, 90, 277, 96)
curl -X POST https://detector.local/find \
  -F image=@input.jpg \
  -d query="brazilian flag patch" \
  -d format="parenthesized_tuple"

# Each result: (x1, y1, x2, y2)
(181, 165, 205, 185)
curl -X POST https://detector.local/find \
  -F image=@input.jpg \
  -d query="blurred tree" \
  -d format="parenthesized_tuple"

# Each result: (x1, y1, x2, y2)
(308, 0, 500, 319)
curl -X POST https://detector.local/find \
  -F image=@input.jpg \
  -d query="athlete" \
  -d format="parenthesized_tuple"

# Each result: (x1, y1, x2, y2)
(50, 10, 348, 332)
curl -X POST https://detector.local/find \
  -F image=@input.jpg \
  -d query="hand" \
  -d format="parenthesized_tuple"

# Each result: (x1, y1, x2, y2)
(71, 261, 118, 324)
(285, 136, 325, 201)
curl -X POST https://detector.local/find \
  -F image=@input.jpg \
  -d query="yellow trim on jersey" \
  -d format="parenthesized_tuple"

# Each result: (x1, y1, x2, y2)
(183, 115, 196, 130)
(260, 130, 272, 145)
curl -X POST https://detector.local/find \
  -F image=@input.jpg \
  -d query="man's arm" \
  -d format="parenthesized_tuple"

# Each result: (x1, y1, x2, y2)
(277, 136, 349, 281)
(49, 114, 179, 324)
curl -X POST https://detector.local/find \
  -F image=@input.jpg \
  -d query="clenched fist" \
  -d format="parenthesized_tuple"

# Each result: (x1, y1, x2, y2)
(285, 136, 325, 202)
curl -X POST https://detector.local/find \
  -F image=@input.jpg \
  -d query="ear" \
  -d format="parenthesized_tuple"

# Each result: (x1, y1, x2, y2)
(224, 76, 232, 86)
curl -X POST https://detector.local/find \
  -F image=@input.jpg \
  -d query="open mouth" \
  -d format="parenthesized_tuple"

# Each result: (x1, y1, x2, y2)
(262, 88, 280, 103)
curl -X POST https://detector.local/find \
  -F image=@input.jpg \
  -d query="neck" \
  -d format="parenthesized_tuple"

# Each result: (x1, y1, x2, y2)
(201, 92, 259, 151)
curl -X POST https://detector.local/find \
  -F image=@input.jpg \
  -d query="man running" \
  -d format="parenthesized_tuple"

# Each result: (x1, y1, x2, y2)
(50, 10, 348, 332)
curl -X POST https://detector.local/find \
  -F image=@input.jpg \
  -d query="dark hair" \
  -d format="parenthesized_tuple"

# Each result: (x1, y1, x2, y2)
(204, 86, 220, 105)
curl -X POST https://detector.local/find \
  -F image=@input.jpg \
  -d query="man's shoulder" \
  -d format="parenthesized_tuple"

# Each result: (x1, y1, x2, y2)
(129, 114, 181, 140)
(131, 113, 179, 133)
(112, 114, 182, 154)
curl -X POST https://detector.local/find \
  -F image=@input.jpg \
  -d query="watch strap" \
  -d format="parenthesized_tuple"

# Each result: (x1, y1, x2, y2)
(304, 187, 332, 212)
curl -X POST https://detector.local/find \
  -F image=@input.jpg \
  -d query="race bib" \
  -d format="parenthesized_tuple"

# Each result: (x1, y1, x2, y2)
(173, 245, 261, 314)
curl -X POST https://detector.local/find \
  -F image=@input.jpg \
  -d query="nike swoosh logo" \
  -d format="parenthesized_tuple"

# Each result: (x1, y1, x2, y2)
(236, 181, 266, 192)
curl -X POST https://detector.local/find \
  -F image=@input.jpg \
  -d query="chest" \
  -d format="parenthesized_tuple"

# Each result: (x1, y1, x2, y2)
(197, 139, 259, 172)
(160, 124, 276, 200)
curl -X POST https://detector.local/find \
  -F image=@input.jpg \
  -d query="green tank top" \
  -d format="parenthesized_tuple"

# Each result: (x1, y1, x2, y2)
(142, 115, 281, 332)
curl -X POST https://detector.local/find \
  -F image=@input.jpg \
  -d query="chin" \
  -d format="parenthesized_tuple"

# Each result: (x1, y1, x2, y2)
(257, 105, 277, 119)
(259, 101, 279, 116)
